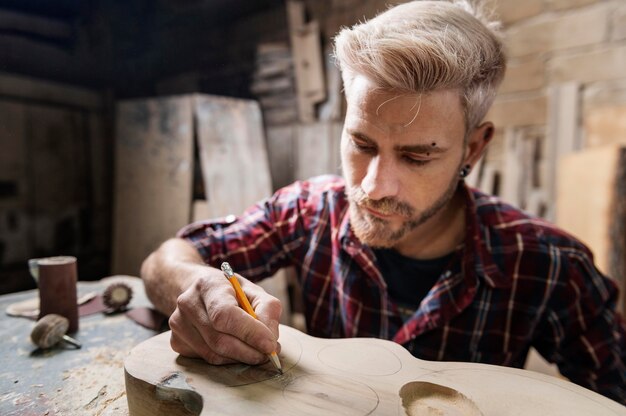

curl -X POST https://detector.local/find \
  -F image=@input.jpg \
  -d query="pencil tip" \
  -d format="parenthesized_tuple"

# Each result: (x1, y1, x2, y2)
(269, 352, 282, 373)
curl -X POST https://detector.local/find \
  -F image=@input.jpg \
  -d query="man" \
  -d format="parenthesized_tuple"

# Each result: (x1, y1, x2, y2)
(141, 0, 626, 404)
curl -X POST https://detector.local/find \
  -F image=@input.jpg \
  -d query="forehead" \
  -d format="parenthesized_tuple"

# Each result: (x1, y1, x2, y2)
(344, 75, 465, 138)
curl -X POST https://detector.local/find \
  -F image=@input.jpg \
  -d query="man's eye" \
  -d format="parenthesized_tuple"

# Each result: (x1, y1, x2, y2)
(402, 155, 430, 166)
(352, 140, 375, 153)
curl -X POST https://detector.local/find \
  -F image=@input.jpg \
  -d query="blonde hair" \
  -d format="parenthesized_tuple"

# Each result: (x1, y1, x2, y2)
(334, 0, 506, 131)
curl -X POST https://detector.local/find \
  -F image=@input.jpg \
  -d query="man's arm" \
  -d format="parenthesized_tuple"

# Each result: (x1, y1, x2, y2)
(141, 238, 203, 315)
(140, 238, 282, 365)
(533, 250, 626, 405)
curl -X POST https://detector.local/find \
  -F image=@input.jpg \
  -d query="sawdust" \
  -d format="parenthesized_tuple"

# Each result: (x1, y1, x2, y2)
(48, 342, 134, 416)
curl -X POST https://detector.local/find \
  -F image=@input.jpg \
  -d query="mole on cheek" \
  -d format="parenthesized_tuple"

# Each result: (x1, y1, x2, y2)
(431, 142, 437, 147)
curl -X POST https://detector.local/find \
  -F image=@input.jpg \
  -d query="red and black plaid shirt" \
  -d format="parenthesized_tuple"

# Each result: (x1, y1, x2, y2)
(179, 175, 626, 404)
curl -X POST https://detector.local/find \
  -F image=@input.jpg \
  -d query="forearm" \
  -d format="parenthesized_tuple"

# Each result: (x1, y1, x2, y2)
(140, 237, 215, 315)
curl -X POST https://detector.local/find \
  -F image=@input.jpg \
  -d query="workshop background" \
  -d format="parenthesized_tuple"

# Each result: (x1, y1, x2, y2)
(0, 0, 624, 328)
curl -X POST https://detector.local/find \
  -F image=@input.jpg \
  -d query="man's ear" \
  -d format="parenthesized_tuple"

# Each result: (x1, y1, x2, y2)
(463, 122, 494, 167)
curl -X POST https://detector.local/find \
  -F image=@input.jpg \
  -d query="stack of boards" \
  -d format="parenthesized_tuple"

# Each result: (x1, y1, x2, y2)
(112, 95, 289, 313)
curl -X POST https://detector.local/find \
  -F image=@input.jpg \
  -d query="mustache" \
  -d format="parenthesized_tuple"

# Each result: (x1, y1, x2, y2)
(346, 186, 414, 217)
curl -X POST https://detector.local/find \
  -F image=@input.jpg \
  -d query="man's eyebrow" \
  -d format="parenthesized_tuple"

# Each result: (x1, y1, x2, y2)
(347, 130, 375, 144)
(347, 129, 446, 153)
(396, 143, 446, 154)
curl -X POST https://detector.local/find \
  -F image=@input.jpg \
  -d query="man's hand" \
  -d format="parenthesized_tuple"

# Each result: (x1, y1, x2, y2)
(141, 238, 282, 365)
(168, 269, 282, 365)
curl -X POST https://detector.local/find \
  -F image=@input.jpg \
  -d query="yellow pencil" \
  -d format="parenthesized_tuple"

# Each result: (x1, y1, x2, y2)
(220, 262, 283, 373)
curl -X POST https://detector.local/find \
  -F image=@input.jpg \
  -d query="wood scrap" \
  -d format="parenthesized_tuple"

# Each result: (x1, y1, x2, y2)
(286, 1, 326, 122)
(112, 96, 194, 276)
(556, 145, 626, 314)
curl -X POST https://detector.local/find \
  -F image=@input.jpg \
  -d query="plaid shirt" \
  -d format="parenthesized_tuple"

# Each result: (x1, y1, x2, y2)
(179, 175, 626, 404)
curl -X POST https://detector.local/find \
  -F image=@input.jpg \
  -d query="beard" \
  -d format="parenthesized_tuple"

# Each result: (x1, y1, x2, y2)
(346, 174, 461, 248)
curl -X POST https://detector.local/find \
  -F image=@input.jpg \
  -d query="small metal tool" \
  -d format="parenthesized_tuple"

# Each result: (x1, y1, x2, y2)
(30, 314, 82, 349)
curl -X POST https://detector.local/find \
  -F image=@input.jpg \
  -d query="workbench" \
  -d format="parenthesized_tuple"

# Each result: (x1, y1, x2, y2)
(0, 275, 162, 416)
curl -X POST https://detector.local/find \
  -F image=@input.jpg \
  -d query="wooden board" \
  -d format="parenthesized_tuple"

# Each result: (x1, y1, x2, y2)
(585, 105, 626, 148)
(193, 95, 290, 322)
(500, 127, 549, 217)
(125, 325, 626, 416)
(0, 71, 102, 109)
(266, 125, 296, 190)
(318, 46, 343, 122)
(556, 145, 626, 313)
(112, 96, 194, 275)
(27, 105, 89, 256)
(546, 82, 582, 221)
(286, 1, 326, 122)
(294, 122, 343, 181)
(194, 95, 272, 219)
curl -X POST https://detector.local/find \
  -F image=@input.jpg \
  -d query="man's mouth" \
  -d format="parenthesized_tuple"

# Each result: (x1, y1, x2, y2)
(362, 206, 395, 219)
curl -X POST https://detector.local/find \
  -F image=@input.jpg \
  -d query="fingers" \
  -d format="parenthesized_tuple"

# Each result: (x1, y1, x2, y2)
(170, 308, 268, 365)
(206, 300, 277, 355)
(239, 276, 283, 341)
(168, 272, 282, 366)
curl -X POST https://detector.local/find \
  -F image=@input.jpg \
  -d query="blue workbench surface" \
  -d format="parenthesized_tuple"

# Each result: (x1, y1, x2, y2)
(0, 275, 163, 416)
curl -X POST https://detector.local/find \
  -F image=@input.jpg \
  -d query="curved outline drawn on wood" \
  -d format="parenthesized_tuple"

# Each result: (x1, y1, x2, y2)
(125, 325, 626, 416)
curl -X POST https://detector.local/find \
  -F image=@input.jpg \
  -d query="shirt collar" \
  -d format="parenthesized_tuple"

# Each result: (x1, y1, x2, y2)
(339, 182, 511, 288)
(461, 183, 511, 288)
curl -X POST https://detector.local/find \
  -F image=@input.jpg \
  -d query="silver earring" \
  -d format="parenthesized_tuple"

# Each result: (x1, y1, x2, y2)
(459, 164, 471, 178)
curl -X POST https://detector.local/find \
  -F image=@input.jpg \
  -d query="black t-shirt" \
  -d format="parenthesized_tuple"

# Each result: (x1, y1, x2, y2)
(373, 248, 455, 320)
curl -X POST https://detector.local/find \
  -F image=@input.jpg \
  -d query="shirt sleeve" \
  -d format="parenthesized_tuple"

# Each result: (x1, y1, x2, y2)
(176, 181, 312, 282)
(533, 248, 626, 405)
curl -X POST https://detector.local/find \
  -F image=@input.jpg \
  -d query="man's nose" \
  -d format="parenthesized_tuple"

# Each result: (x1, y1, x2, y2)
(361, 155, 399, 200)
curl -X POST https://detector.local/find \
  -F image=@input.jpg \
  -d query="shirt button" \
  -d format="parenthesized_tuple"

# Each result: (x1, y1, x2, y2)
(224, 214, 236, 224)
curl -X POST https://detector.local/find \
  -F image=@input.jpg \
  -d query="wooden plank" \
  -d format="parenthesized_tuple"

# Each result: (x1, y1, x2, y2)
(191, 200, 210, 223)
(88, 112, 110, 253)
(318, 46, 343, 121)
(500, 127, 550, 217)
(500, 127, 522, 207)
(112, 96, 194, 275)
(250, 76, 293, 95)
(28, 105, 87, 254)
(556, 145, 626, 314)
(28, 105, 86, 215)
(266, 125, 296, 190)
(0, 100, 26, 203)
(193, 95, 290, 322)
(0, 100, 29, 265)
(546, 82, 581, 221)
(254, 59, 293, 79)
(585, 105, 626, 148)
(294, 122, 343, 181)
(286, 1, 326, 122)
(259, 94, 297, 110)
(194, 95, 272, 218)
(0, 71, 102, 109)
(263, 106, 298, 126)
(125, 326, 626, 416)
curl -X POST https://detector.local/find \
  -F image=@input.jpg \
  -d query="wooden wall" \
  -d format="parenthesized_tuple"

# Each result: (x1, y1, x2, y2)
(0, 73, 108, 293)
(1, 0, 625, 295)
